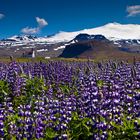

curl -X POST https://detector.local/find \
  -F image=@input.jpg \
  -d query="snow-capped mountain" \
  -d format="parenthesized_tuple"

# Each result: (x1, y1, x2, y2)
(45, 22, 140, 43)
(0, 35, 49, 47)
(3, 35, 37, 42)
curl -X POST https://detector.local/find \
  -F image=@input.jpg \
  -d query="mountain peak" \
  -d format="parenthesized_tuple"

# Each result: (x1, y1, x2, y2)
(7, 35, 37, 42)
(72, 33, 107, 43)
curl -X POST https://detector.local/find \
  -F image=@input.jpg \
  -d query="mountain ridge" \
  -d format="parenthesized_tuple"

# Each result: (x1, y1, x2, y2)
(1, 22, 140, 44)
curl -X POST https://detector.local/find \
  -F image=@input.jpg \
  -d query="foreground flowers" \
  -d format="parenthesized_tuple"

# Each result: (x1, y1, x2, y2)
(0, 60, 140, 139)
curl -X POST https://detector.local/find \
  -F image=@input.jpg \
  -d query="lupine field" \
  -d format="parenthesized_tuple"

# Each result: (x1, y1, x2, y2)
(0, 60, 140, 140)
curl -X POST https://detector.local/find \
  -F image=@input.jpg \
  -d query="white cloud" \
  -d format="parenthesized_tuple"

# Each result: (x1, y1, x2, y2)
(21, 27, 40, 34)
(21, 17, 48, 34)
(0, 13, 5, 19)
(36, 17, 48, 27)
(127, 5, 140, 17)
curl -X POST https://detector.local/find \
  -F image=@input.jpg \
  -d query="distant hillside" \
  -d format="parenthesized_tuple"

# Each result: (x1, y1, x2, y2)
(59, 39, 140, 61)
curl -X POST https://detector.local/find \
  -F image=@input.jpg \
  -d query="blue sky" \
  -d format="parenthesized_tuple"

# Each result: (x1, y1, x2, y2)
(0, 0, 140, 38)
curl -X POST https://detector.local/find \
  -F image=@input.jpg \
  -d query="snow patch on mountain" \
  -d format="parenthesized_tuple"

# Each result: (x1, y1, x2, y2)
(54, 45, 65, 51)
(37, 49, 48, 52)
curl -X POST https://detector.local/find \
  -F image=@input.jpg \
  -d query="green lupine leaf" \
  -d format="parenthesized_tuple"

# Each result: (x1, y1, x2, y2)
(11, 136, 16, 140)
(97, 80, 104, 87)
(99, 115, 105, 122)
(45, 128, 58, 139)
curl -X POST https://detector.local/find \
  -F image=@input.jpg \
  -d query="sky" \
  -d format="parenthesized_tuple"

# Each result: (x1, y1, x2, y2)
(0, 0, 140, 38)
